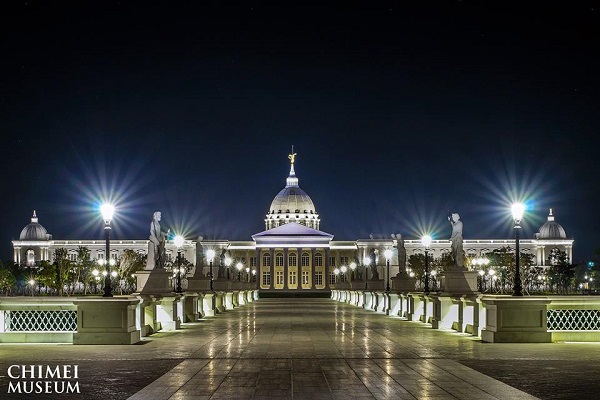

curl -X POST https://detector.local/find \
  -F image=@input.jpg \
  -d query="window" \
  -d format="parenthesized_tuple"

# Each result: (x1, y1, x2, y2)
(289, 253, 297, 267)
(340, 256, 349, 265)
(250, 257, 257, 267)
(340, 274, 347, 282)
(315, 253, 323, 267)
(275, 253, 284, 267)
(315, 271, 323, 286)
(289, 271, 297, 285)
(329, 257, 336, 267)
(263, 253, 271, 267)
(69, 252, 77, 261)
(302, 271, 309, 285)
(301, 252, 310, 267)
(330, 272, 336, 284)
(276, 271, 284, 285)
(262, 272, 271, 286)
(97, 252, 105, 260)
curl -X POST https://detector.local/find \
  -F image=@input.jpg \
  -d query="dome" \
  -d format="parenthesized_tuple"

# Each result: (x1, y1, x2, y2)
(19, 210, 50, 241)
(265, 152, 321, 230)
(537, 209, 567, 239)
(270, 186, 316, 214)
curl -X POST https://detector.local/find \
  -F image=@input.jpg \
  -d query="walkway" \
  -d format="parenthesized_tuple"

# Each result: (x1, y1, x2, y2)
(2, 298, 600, 399)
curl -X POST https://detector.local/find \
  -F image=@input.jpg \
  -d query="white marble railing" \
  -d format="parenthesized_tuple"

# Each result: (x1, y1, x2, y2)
(331, 289, 600, 343)
(0, 289, 259, 345)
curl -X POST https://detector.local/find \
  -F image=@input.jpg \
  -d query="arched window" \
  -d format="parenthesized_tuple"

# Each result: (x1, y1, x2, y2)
(275, 253, 284, 267)
(301, 253, 310, 267)
(263, 253, 271, 267)
(26, 250, 35, 266)
(289, 253, 297, 267)
(315, 253, 323, 267)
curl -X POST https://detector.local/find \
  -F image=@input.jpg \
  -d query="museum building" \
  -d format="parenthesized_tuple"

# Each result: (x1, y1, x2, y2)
(12, 155, 574, 292)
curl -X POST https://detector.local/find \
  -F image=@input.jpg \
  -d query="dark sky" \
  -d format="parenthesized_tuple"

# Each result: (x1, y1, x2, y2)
(1, 1, 598, 263)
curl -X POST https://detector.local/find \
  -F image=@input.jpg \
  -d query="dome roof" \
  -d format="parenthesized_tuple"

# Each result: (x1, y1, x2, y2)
(270, 186, 316, 214)
(19, 211, 50, 241)
(537, 209, 567, 239)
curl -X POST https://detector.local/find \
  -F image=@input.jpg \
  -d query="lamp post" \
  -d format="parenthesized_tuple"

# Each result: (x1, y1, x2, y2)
(340, 265, 347, 284)
(174, 235, 184, 293)
(334, 268, 340, 284)
(206, 249, 216, 291)
(236, 262, 243, 281)
(225, 257, 232, 280)
(363, 256, 371, 290)
(511, 203, 525, 296)
(350, 261, 357, 283)
(100, 204, 114, 297)
(421, 235, 432, 293)
(384, 249, 392, 292)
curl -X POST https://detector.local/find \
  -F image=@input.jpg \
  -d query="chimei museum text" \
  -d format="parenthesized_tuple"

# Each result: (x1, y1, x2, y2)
(7, 365, 80, 394)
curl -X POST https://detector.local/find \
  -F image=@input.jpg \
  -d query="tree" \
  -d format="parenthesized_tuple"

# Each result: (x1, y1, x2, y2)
(547, 248, 574, 294)
(0, 267, 16, 295)
(53, 248, 72, 296)
(119, 249, 146, 294)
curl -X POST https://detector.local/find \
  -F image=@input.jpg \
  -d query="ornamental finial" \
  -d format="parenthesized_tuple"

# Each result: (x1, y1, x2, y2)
(288, 145, 297, 165)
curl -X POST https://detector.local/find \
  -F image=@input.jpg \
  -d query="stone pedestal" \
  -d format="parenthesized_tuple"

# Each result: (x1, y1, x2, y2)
(135, 269, 172, 294)
(136, 295, 159, 336)
(156, 296, 181, 331)
(438, 270, 478, 295)
(481, 297, 552, 343)
(366, 279, 384, 291)
(391, 274, 416, 292)
(73, 298, 141, 345)
(182, 292, 200, 322)
(187, 276, 211, 291)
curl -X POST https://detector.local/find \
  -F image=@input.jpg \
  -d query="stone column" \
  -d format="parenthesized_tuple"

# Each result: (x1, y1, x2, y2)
(324, 248, 330, 290)
(269, 248, 274, 289)
(284, 248, 289, 289)
(311, 248, 316, 289)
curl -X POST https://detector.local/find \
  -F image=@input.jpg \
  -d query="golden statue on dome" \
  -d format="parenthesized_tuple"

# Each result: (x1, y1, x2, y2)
(288, 145, 297, 165)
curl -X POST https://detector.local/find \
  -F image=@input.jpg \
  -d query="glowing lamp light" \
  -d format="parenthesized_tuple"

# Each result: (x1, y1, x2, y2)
(206, 249, 216, 262)
(92, 269, 99, 276)
(28, 279, 35, 286)
(421, 235, 432, 248)
(225, 257, 232, 267)
(511, 202, 525, 225)
(236, 262, 243, 271)
(100, 204, 115, 223)
(350, 262, 357, 270)
(340, 265, 347, 273)
(384, 249, 393, 260)
(174, 235, 184, 248)
(431, 270, 437, 276)
(334, 268, 340, 275)
(363, 256, 371, 266)
(478, 270, 485, 276)
(109, 258, 115, 266)
(246, 267, 250, 273)
(111, 271, 118, 277)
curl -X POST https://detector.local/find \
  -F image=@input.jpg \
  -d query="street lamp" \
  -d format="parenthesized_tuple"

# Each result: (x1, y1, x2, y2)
(174, 235, 184, 293)
(236, 262, 243, 281)
(340, 265, 347, 283)
(421, 235, 432, 293)
(363, 256, 371, 290)
(511, 202, 525, 296)
(224, 257, 232, 280)
(206, 249, 216, 291)
(350, 261, 357, 281)
(100, 203, 114, 297)
(384, 249, 393, 292)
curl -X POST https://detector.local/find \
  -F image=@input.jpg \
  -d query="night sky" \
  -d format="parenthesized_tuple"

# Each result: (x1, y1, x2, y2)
(1, 1, 599, 263)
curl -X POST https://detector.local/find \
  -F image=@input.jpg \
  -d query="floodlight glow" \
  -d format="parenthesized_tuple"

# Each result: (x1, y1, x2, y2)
(511, 202, 525, 224)
(384, 249, 392, 260)
(174, 235, 184, 248)
(421, 235, 432, 248)
(206, 249, 216, 261)
(100, 203, 114, 223)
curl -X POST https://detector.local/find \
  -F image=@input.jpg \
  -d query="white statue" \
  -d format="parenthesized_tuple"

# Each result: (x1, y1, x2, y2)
(146, 211, 169, 269)
(448, 213, 465, 269)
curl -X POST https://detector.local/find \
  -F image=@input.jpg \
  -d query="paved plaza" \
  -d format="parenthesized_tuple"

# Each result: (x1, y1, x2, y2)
(1, 298, 600, 399)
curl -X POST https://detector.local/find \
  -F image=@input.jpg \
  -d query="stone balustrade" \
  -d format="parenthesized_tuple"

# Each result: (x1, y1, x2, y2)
(331, 289, 600, 343)
(0, 289, 259, 345)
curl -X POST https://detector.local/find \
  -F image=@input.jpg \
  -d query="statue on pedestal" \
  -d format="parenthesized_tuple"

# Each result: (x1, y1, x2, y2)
(370, 249, 379, 279)
(393, 233, 406, 274)
(146, 211, 169, 270)
(448, 212, 465, 270)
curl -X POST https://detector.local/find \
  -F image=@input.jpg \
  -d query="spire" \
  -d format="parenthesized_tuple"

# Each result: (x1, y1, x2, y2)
(548, 208, 555, 221)
(286, 146, 299, 187)
(31, 210, 38, 223)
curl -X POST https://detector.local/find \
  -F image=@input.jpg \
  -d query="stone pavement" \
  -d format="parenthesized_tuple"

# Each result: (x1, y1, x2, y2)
(2, 298, 600, 399)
